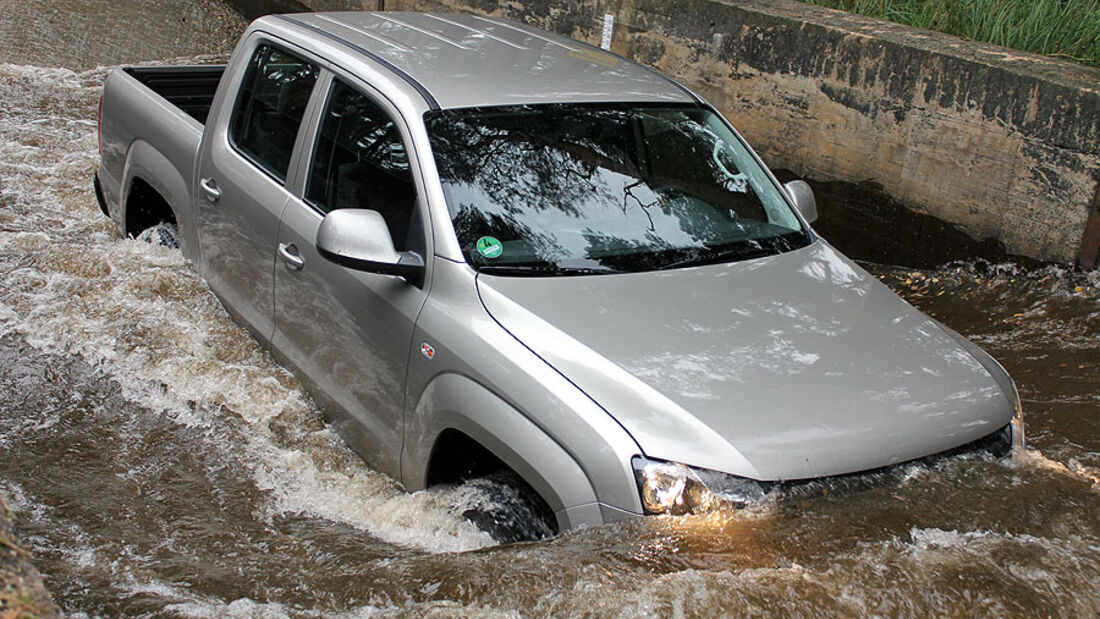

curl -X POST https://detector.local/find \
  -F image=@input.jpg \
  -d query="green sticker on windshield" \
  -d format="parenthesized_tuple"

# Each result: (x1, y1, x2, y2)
(476, 236, 503, 259)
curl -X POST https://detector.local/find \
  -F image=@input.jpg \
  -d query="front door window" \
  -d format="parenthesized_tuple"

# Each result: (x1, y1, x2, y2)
(305, 78, 417, 251)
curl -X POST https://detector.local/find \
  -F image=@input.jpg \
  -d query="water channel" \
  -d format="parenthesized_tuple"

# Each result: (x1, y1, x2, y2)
(0, 1, 1098, 616)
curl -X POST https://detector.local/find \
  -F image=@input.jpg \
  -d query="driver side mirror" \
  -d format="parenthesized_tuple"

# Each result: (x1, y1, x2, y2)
(784, 180, 818, 224)
(316, 209, 424, 286)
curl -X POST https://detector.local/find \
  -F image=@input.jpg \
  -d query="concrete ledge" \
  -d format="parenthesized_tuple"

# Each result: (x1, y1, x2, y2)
(231, 0, 385, 19)
(231, 0, 378, 18)
(232, 0, 1100, 267)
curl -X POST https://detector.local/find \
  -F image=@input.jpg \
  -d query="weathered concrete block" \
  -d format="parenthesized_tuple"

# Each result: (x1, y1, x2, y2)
(232, 0, 377, 18)
(0, 496, 59, 619)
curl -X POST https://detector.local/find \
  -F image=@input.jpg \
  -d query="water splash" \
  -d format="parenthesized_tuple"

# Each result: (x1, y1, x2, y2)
(0, 61, 492, 554)
(1015, 448, 1100, 491)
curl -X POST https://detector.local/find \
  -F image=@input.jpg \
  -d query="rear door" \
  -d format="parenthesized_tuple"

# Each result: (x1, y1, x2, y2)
(196, 39, 320, 336)
(271, 74, 431, 478)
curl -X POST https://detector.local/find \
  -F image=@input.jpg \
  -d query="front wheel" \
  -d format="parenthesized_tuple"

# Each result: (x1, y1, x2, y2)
(454, 470, 558, 544)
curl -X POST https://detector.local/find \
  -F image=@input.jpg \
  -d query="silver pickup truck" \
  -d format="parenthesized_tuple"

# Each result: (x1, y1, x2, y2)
(95, 11, 1023, 539)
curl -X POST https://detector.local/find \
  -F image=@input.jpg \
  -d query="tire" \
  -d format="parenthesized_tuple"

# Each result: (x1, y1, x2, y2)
(456, 470, 558, 543)
(135, 222, 180, 249)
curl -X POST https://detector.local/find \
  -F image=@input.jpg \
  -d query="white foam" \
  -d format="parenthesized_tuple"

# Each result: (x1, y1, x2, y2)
(117, 573, 519, 619)
(906, 526, 992, 550)
(1015, 448, 1100, 490)
(0, 480, 29, 512)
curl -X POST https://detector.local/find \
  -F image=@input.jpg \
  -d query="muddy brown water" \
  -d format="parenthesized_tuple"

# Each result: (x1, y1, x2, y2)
(0, 2, 1098, 617)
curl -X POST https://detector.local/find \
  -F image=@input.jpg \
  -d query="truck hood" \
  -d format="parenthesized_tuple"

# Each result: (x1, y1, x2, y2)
(475, 241, 1014, 481)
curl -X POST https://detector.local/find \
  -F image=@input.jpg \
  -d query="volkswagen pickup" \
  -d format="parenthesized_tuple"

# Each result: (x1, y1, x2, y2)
(94, 11, 1024, 538)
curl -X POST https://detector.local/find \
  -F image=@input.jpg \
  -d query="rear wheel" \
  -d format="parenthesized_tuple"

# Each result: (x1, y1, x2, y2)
(124, 177, 176, 240)
(135, 222, 179, 249)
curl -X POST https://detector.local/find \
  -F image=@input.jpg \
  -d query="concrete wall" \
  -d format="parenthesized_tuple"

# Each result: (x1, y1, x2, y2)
(231, 0, 377, 19)
(231, 0, 1100, 267)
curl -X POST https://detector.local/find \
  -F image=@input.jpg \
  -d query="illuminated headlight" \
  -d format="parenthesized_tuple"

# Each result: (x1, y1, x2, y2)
(632, 457, 767, 515)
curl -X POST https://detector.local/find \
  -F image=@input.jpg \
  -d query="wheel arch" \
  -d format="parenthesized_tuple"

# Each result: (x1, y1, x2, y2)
(403, 372, 602, 530)
(120, 140, 196, 257)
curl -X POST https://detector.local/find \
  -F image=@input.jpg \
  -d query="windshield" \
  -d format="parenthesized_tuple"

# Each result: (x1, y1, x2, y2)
(425, 104, 811, 275)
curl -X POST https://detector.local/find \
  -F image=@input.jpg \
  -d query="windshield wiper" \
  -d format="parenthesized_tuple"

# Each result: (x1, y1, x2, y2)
(477, 264, 619, 277)
(658, 245, 779, 271)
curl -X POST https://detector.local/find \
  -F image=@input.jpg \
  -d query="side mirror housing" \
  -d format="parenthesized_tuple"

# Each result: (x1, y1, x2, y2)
(316, 209, 424, 286)
(784, 179, 818, 224)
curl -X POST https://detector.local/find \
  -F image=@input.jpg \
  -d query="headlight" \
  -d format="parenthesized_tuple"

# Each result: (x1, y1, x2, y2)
(632, 457, 767, 515)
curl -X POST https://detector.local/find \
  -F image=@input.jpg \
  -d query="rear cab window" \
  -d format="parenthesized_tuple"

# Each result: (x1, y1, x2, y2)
(229, 43, 319, 182)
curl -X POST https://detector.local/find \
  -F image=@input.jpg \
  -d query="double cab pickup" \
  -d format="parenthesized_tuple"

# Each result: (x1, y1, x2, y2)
(95, 12, 1023, 537)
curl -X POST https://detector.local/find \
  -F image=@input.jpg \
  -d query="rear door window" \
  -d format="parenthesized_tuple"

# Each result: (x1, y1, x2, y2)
(229, 44, 319, 182)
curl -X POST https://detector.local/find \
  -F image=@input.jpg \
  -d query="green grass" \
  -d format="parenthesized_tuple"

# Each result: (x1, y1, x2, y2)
(800, 0, 1100, 68)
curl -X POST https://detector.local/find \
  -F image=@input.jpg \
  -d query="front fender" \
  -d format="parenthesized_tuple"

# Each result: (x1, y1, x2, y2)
(403, 372, 626, 530)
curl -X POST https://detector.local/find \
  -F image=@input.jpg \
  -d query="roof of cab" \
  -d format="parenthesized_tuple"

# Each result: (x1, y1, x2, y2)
(270, 12, 696, 110)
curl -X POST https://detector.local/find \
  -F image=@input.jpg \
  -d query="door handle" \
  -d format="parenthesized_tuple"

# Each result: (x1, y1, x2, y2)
(199, 177, 221, 202)
(277, 242, 305, 271)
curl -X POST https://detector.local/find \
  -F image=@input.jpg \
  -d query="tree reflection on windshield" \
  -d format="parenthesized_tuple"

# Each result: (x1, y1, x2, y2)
(426, 103, 811, 274)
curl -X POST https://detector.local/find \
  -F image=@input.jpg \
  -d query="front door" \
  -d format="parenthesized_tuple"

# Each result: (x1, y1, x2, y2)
(272, 77, 430, 478)
(197, 40, 319, 336)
